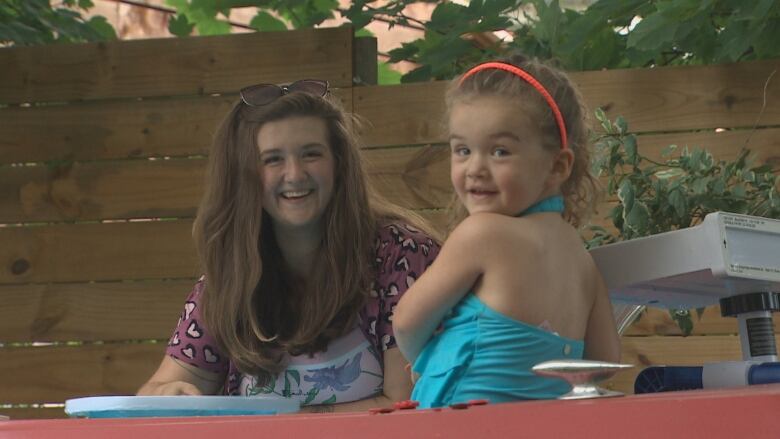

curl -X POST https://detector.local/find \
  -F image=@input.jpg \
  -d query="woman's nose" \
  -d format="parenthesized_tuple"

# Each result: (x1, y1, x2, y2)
(283, 157, 306, 182)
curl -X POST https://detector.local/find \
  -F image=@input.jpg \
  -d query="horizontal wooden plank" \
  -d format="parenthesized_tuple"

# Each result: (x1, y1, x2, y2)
(604, 334, 780, 395)
(624, 306, 743, 337)
(0, 159, 205, 222)
(0, 343, 165, 404)
(0, 280, 194, 343)
(0, 89, 352, 165)
(0, 220, 198, 285)
(0, 28, 353, 104)
(3, 127, 776, 223)
(0, 407, 66, 420)
(356, 59, 780, 147)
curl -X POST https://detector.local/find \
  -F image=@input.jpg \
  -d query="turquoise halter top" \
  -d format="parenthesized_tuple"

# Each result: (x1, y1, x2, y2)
(520, 195, 564, 216)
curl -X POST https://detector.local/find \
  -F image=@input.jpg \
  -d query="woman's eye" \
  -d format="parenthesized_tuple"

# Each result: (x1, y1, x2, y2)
(262, 156, 282, 166)
(303, 150, 323, 160)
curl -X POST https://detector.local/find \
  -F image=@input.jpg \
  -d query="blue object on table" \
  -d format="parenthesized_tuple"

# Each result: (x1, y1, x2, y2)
(634, 366, 703, 394)
(65, 395, 300, 418)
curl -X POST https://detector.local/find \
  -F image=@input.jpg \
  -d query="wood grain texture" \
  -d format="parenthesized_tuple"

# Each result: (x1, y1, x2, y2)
(3, 128, 775, 223)
(0, 343, 166, 404)
(356, 59, 780, 147)
(624, 306, 742, 336)
(0, 280, 195, 343)
(0, 89, 352, 165)
(0, 407, 67, 420)
(0, 159, 205, 222)
(0, 27, 353, 104)
(0, 220, 198, 284)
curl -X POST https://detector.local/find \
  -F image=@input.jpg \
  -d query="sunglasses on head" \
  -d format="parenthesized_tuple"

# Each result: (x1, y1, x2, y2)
(239, 79, 329, 107)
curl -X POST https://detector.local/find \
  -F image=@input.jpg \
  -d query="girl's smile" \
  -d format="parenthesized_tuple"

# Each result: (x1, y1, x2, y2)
(449, 95, 559, 217)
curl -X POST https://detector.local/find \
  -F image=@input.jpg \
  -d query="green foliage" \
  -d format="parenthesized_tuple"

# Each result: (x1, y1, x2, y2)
(587, 110, 780, 246)
(585, 111, 780, 334)
(0, 0, 116, 46)
(164, 0, 337, 35)
(344, 0, 780, 81)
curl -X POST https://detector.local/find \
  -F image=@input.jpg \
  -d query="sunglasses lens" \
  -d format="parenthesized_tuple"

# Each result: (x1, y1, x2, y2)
(241, 85, 283, 106)
(289, 79, 329, 97)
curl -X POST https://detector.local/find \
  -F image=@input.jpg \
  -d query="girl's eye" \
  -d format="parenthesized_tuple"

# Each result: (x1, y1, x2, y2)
(453, 146, 470, 156)
(493, 148, 509, 157)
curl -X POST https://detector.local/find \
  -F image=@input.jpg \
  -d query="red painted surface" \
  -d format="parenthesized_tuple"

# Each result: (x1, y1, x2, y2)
(3, 385, 779, 439)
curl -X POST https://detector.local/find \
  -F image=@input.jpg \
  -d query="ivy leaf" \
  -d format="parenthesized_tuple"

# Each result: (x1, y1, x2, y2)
(669, 188, 687, 217)
(618, 179, 635, 213)
(670, 309, 693, 336)
(623, 134, 638, 165)
(249, 11, 287, 31)
(615, 116, 628, 135)
(168, 13, 195, 37)
(624, 201, 650, 236)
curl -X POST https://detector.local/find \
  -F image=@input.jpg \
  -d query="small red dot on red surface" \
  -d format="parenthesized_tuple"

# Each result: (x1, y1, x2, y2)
(449, 403, 469, 410)
(467, 399, 489, 406)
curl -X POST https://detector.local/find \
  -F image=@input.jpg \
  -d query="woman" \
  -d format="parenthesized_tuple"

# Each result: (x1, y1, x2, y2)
(138, 79, 440, 412)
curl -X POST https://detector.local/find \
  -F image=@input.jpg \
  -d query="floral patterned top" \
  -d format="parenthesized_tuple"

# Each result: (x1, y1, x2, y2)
(166, 222, 439, 405)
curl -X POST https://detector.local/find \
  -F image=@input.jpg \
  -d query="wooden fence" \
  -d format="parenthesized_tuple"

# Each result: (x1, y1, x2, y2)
(1, 27, 778, 419)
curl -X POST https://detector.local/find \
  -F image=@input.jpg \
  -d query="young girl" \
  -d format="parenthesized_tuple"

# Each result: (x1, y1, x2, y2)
(394, 56, 621, 408)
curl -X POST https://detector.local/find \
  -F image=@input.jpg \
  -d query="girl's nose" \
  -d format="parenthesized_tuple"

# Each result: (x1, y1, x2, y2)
(466, 154, 487, 178)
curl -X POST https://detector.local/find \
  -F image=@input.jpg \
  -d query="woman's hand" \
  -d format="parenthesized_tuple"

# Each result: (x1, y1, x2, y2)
(137, 380, 204, 396)
(136, 356, 224, 396)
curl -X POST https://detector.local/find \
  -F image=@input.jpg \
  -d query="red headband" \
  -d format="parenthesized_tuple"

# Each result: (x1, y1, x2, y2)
(459, 62, 568, 150)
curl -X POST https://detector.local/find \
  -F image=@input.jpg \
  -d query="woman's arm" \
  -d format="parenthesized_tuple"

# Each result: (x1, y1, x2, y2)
(393, 215, 493, 364)
(137, 355, 225, 396)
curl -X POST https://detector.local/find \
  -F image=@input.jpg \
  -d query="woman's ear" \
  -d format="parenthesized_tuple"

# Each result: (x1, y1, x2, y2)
(547, 148, 575, 188)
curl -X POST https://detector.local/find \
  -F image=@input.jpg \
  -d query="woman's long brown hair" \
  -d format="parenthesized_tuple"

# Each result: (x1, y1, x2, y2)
(194, 91, 435, 384)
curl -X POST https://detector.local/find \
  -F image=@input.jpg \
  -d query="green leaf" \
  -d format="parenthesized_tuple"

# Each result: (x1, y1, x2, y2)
(378, 61, 402, 85)
(322, 394, 337, 404)
(618, 179, 635, 213)
(624, 201, 650, 235)
(249, 11, 287, 31)
(615, 116, 628, 135)
(627, 12, 678, 51)
(670, 309, 693, 336)
(168, 13, 195, 37)
(661, 144, 678, 157)
(669, 188, 687, 217)
(623, 134, 638, 165)
(86, 15, 116, 40)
